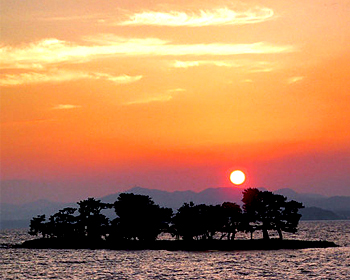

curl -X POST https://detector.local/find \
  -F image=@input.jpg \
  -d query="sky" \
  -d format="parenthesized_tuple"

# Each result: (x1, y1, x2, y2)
(1, 0, 350, 204)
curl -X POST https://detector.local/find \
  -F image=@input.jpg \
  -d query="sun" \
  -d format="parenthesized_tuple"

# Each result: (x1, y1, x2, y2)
(230, 170, 246, 185)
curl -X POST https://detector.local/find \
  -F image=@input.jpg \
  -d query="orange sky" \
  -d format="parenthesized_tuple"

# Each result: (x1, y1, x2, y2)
(1, 0, 350, 203)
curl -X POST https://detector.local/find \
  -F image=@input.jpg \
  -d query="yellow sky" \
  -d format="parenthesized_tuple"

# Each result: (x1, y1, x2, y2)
(1, 0, 350, 201)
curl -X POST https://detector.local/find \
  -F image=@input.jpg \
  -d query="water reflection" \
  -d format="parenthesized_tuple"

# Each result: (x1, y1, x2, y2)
(1, 221, 349, 279)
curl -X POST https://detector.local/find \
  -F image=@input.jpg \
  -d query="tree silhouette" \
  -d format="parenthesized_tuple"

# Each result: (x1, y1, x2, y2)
(172, 202, 207, 240)
(242, 188, 304, 240)
(28, 189, 304, 245)
(77, 198, 111, 240)
(111, 193, 172, 241)
(202, 204, 226, 240)
(48, 207, 77, 239)
(276, 200, 304, 239)
(29, 215, 47, 237)
(221, 202, 242, 240)
(241, 188, 261, 239)
(172, 203, 227, 240)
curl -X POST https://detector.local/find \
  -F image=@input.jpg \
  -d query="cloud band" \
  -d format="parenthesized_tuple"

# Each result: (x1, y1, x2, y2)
(0, 37, 295, 70)
(118, 7, 274, 26)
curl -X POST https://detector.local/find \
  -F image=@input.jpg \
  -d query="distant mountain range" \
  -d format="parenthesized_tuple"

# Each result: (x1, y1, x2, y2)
(1, 187, 349, 229)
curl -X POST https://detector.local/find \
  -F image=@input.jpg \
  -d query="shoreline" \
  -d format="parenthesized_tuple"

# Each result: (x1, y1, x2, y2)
(12, 238, 339, 251)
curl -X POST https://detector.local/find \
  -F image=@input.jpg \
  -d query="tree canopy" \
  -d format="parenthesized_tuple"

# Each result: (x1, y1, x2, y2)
(111, 193, 172, 241)
(242, 188, 304, 240)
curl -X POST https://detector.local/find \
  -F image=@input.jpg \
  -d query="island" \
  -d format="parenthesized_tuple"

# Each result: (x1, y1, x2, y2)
(15, 238, 338, 251)
(15, 189, 339, 251)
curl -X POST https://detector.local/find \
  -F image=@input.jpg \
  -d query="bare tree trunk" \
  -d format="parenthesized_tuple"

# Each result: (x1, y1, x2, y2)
(262, 228, 270, 240)
(277, 228, 283, 240)
(232, 231, 236, 241)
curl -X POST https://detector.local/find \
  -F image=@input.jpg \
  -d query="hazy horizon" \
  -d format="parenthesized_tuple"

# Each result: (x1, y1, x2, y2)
(1, 179, 349, 205)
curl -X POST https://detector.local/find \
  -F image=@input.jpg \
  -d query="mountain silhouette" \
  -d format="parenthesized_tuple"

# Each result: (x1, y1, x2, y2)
(1, 187, 349, 229)
(102, 186, 244, 209)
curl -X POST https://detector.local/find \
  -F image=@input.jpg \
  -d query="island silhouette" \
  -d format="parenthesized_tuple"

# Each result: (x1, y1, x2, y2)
(18, 188, 337, 250)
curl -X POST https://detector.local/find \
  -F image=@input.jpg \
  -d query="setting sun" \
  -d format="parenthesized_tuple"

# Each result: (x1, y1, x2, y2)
(230, 170, 246, 185)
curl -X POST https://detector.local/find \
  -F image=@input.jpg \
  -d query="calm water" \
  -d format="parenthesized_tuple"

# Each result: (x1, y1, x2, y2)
(1, 221, 349, 279)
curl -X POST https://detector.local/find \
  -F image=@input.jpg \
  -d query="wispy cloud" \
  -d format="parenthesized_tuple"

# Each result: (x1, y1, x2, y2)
(39, 14, 104, 22)
(95, 73, 143, 84)
(118, 7, 274, 27)
(247, 61, 276, 73)
(123, 88, 185, 105)
(171, 59, 277, 73)
(52, 104, 82, 110)
(0, 70, 89, 86)
(123, 95, 173, 105)
(287, 76, 304, 84)
(0, 70, 142, 86)
(0, 37, 296, 70)
(172, 60, 238, 68)
(167, 88, 186, 93)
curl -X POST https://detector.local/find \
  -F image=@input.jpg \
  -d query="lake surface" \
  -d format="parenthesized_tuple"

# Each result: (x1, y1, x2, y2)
(1, 221, 349, 279)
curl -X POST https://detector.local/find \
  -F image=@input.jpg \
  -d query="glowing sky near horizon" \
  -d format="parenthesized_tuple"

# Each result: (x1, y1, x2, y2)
(1, 0, 350, 203)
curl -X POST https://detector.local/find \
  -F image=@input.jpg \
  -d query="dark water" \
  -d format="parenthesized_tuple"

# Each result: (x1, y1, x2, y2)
(1, 221, 349, 279)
